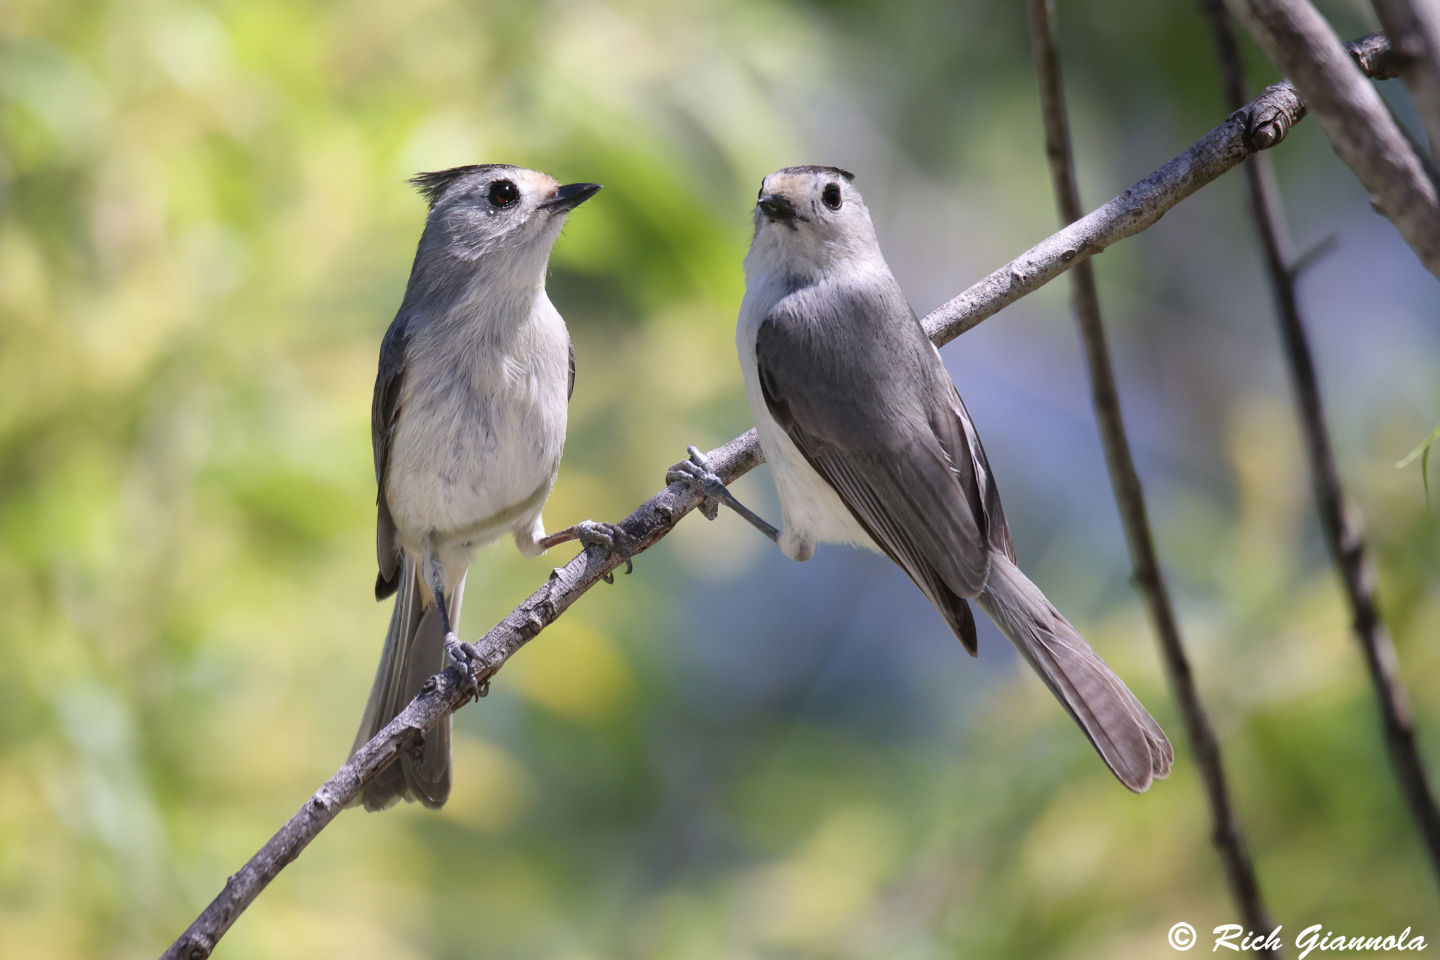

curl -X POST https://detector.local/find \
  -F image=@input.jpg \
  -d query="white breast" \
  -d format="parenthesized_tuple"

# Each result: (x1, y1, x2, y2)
(385, 292, 569, 554)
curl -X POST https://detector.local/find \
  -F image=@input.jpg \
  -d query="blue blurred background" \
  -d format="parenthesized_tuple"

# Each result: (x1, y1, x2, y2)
(2, 0, 1439, 957)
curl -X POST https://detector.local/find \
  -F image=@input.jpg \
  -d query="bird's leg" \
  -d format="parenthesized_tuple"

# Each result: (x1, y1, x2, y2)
(666, 445, 780, 543)
(434, 587, 457, 640)
(420, 541, 482, 693)
(420, 547, 458, 642)
(538, 520, 635, 583)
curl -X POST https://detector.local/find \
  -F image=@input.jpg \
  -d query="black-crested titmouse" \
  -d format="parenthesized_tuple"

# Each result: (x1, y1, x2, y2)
(353, 164, 625, 811)
(670, 166, 1172, 792)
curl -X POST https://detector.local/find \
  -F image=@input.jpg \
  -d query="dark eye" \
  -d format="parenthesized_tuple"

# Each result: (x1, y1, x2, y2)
(488, 179, 520, 208)
(821, 182, 842, 209)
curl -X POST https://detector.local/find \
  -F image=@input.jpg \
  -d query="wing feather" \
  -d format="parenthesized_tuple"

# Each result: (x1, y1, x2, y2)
(754, 281, 1008, 651)
(373, 314, 410, 599)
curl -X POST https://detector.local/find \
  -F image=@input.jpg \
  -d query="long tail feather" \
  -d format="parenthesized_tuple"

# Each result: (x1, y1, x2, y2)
(348, 557, 457, 811)
(977, 554, 1173, 792)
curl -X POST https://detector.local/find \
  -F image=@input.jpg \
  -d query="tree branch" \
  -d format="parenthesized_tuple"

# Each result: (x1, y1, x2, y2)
(1370, 0, 1440, 167)
(1028, 1, 1279, 951)
(160, 32, 1398, 960)
(922, 33, 1396, 343)
(159, 429, 761, 960)
(1204, 0, 1440, 890)
(1225, 0, 1440, 277)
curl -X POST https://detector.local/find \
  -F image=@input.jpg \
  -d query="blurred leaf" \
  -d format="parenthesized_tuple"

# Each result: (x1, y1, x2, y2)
(1396, 421, 1440, 505)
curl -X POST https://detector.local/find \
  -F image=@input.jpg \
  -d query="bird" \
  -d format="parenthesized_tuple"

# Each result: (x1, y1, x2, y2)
(668, 165, 1172, 792)
(352, 164, 626, 811)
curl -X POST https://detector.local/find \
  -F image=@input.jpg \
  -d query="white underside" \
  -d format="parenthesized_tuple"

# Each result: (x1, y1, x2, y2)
(385, 291, 570, 585)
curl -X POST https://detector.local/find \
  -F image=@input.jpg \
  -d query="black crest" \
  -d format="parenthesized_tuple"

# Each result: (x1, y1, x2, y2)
(407, 164, 513, 208)
(778, 164, 856, 182)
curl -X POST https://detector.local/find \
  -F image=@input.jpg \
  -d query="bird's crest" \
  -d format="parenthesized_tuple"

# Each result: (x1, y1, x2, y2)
(407, 164, 512, 208)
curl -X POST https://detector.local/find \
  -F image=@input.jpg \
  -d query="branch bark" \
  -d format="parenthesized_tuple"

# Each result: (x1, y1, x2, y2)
(1028, 1, 1279, 951)
(1204, 0, 1440, 889)
(1370, 0, 1440, 165)
(161, 32, 1398, 960)
(1226, 0, 1440, 277)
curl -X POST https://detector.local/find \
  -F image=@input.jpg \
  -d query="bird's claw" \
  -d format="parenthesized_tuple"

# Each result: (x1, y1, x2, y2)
(445, 636, 485, 699)
(571, 519, 635, 584)
(666, 445, 725, 521)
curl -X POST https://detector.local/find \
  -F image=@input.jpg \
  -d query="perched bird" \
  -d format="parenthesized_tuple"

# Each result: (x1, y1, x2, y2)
(670, 165, 1172, 792)
(354, 164, 625, 811)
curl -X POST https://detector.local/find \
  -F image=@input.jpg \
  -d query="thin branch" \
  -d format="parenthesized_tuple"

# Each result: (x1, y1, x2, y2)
(922, 33, 1396, 343)
(1204, 0, 1440, 889)
(159, 430, 762, 960)
(1028, 0, 1279, 951)
(160, 33, 1398, 960)
(1371, 0, 1440, 165)
(1226, 0, 1440, 276)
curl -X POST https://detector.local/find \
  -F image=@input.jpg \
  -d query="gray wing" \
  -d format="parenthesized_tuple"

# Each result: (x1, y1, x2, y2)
(373, 314, 409, 600)
(754, 283, 1006, 653)
(941, 378, 1015, 564)
(568, 337, 575, 401)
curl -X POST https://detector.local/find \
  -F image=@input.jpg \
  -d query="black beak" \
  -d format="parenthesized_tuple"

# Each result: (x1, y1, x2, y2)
(757, 193, 798, 222)
(542, 182, 602, 212)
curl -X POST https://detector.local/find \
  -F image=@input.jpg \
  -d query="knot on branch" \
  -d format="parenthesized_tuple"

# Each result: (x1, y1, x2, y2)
(1347, 33, 1400, 80)
(178, 936, 214, 960)
(518, 605, 550, 642)
(1246, 85, 1304, 150)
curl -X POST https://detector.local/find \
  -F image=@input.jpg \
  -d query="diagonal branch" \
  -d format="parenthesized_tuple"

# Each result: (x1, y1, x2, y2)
(1028, 0, 1279, 951)
(1226, 0, 1440, 276)
(921, 34, 1396, 341)
(158, 429, 761, 960)
(1204, 0, 1440, 889)
(1370, 0, 1440, 167)
(159, 33, 1397, 960)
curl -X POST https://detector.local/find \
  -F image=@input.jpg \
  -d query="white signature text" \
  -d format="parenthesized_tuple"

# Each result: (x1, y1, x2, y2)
(1210, 925, 1427, 958)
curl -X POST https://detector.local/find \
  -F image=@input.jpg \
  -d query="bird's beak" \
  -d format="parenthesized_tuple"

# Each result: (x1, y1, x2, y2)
(757, 193, 798, 222)
(542, 182, 602, 212)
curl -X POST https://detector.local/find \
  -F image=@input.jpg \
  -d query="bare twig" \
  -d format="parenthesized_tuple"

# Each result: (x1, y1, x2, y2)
(1204, 0, 1440, 889)
(160, 432, 762, 960)
(1371, 0, 1440, 165)
(1226, 0, 1440, 276)
(1028, 1, 1279, 950)
(922, 34, 1395, 341)
(160, 33, 1399, 960)
(1287, 232, 1338, 279)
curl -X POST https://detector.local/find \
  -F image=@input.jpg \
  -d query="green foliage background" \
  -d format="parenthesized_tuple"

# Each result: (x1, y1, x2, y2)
(2, 0, 1439, 958)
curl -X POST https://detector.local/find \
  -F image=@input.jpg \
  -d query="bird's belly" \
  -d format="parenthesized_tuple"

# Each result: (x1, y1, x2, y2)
(385, 377, 565, 549)
(746, 381, 877, 557)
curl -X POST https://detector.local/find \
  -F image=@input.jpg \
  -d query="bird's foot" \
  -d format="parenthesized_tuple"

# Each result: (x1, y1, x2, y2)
(666, 445, 781, 542)
(538, 519, 635, 584)
(665, 445, 726, 521)
(445, 636, 488, 699)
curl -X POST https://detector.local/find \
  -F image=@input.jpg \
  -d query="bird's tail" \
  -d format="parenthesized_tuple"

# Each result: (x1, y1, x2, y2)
(976, 553, 1173, 792)
(348, 556, 461, 811)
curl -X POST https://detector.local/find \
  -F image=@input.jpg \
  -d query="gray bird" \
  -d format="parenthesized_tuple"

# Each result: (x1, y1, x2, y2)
(353, 164, 624, 811)
(669, 166, 1172, 792)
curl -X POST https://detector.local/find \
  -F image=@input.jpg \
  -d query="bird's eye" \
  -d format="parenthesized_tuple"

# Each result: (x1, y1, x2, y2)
(488, 179, 520, 208)
(822, 182, 842, 210)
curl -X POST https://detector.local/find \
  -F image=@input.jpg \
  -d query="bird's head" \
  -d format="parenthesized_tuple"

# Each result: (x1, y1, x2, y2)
(410, 164, 600, 266)
(746, 165, 880, 279)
